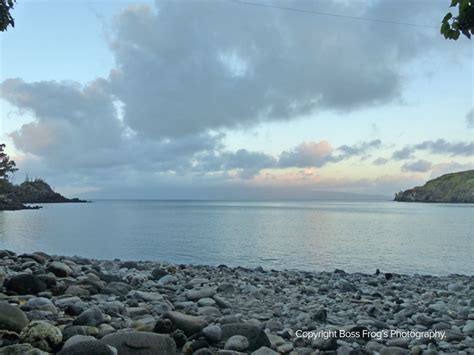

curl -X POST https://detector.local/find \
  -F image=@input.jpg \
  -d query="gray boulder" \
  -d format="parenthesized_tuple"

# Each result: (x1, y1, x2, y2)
(224, 335, 249, 351)
(0, 302, 28, 333)
(73, 307, 105, 327)
(58, 340, 116, 355)
(101, 331, 176, 355)
(47, 261, 72, 277)
(163, 311, 208, 336)
(220, 323, 271, 352)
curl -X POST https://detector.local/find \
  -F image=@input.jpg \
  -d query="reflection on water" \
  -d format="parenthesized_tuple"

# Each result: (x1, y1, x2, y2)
(0, 200, 472, 275)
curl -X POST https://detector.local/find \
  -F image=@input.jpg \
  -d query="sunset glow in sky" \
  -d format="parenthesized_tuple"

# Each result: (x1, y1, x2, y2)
(0, 0, 473, 199)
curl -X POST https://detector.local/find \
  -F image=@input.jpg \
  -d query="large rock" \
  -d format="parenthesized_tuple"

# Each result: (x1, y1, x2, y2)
(4, 274, 46, 295)
(0, 302, 28, 333)
(47, 261, 73, 277)
(224, 335, 249, 351)
(186, 287, 216, 301)
(58, 340, 116, 355)
(101, 331, 176, 355)
(73, 307, 105, 327)
(0, 343, 48, 355)
(25, 297, 57, 314)
(19, 320, 63, 352)
(163, 311, 208, 336)
(220, 323, 271, 352)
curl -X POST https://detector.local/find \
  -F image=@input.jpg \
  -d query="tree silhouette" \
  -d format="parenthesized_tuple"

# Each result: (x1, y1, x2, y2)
(0, 144, 18, 179)
(0, 0, 16, 32)
(441, 0, 474, 39)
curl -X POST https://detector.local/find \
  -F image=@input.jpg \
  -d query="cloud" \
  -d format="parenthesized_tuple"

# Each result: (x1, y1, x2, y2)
(392, 146, 415, 160)
(466, 109, 474, 129)
(401, 159, 432, 173)
(334, 139, 382, 161)
(105, 0, 441, 139)
(373, 157, 388, 165)
(392, 139, 473, 160)
(414, 139, 473, 157)
(195, 149, 278, 179)
(279, 141, 333, 168)
(0, 0, 458, 198)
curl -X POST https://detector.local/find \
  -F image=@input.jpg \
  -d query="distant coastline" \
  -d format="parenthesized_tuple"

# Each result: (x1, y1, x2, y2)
(0, 179, 87, 211)
(394, 170, 474, 203)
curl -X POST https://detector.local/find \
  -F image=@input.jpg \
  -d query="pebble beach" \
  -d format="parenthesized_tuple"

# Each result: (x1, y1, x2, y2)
(0, 250, 472, 354)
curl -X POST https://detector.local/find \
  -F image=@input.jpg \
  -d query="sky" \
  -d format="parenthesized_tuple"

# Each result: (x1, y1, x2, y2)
(0, 0, 473, 200)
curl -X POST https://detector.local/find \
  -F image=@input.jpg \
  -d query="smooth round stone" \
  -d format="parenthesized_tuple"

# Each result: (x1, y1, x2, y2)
(224, 335, 249, 351)
(203, 324, 222, 342)
(0, 302, 28, 333)
(101, 331, 176, 355)
(58, 340, 116, 355)
(186, 287, 216, 301)
(163, 311, 208, 336)
(221, 323, 271, 352)
(73, 307, 105, 327)
(19, 320, 63, 352)
(62, 335, 97, 349)
(47, 262, 72, 277)
(197, 298, 216, 307)
(26, 297, 57, 314)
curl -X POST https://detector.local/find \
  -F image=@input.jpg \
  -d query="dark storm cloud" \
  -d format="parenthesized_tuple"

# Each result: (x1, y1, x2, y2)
(401, 159, 432, 173)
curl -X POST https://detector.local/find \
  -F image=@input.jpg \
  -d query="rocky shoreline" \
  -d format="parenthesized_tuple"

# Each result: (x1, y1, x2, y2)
(0, 250, 472, 355)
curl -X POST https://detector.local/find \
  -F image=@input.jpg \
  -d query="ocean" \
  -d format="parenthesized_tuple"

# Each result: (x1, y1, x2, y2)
(0, 200, 472, 275)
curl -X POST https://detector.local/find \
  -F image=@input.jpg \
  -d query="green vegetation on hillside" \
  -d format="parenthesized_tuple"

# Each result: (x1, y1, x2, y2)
(394, 170, 474, 203)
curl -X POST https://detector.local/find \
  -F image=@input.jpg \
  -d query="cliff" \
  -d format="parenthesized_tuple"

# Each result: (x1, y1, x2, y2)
(0, 179, 87, 210)
(394, 170, 474, 203)
(8, 179, 86, 204)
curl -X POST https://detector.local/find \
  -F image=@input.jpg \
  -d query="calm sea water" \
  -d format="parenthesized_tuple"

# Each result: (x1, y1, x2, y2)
(0, 200, 472, 275)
